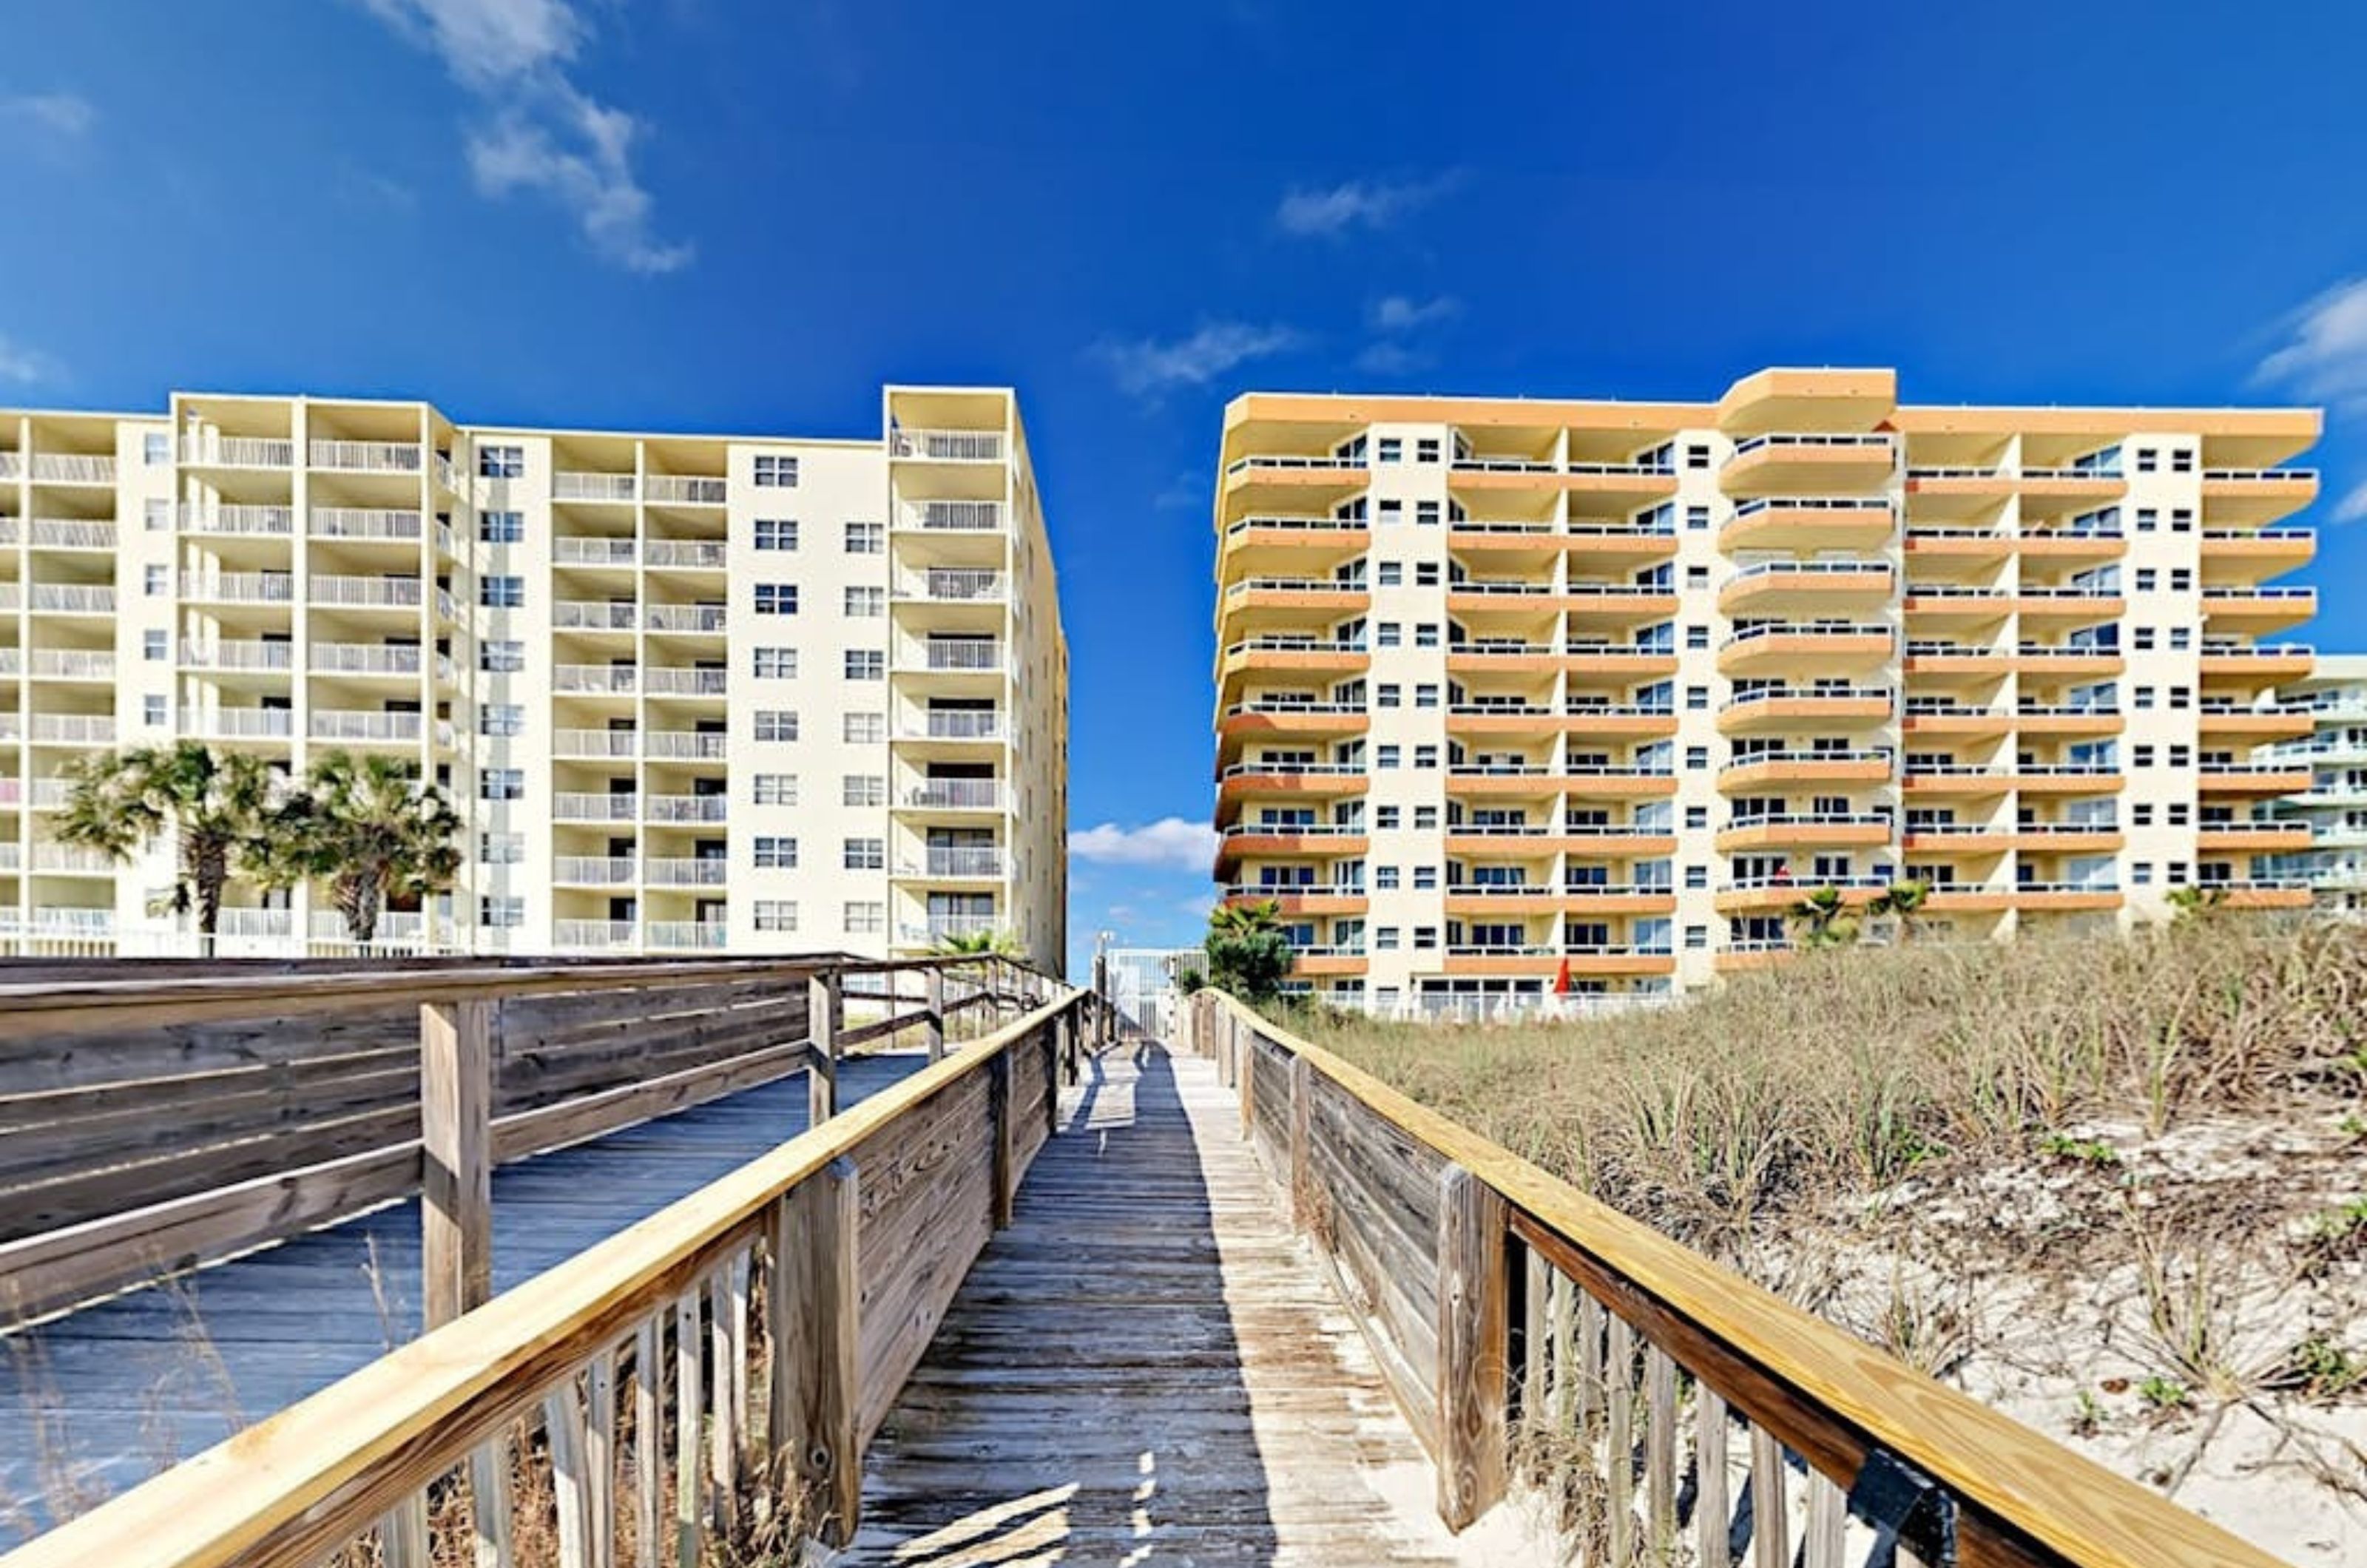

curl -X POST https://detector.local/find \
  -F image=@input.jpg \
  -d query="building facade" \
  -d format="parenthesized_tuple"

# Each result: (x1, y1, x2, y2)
(1210, 369, 2320, 1016)
(0, 386, 1069, 967)
(2265, 653, 2367, 913)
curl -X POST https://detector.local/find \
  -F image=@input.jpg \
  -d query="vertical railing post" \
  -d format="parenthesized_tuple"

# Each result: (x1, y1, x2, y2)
(1237, 1016, 1255, 1137)
(1436, 1161, 1511, 1530)
(1092, 949, 1112, 1051)
(420, 997, 493, 1329)
(808, 970, 840, 1124)
(925, 964, 946, 1061)
(1040, 1020, 1061, 1140)
(771, 1158, 860, 1547)
(987, 1047, 1016, 1229)
(1288, 1054, 1313, 1233)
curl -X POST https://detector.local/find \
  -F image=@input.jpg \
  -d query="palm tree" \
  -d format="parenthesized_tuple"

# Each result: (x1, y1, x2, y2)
(1786, 885, 1860, 950)
(2165, 884, 2229, 924)
(933, 927, 1019, 957)
(52, 741, 281, 954)
(1205, 896, 1293, 1001)
(1868, 879, 1931, 945)
(271, 751, 464, 948)
(1209, 896, 1285, 937)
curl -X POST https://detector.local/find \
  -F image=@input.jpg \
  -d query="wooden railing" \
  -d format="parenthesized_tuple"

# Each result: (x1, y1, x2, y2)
(2, 980, 1104, 1567)
(0, 953, 1044, 1329)
(1186, 990, 2287, 1568)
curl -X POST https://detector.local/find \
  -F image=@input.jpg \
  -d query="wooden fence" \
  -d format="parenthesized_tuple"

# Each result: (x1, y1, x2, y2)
(0, 953, 1041, 1329)
(0, 979, 1101, 1567)
(1186, 989, 2289, 1568)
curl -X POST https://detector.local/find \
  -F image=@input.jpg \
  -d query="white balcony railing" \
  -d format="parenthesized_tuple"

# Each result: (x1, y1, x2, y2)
(310, 507, 424, 540)
(891, 430, 1004, 462)
(183, 639, 296, 672)
(28, 649, 115, 680)
(310, 642, 423, 675)
(646, 794, 729, 823)
(906, 711, 1004, 740)
(645, 604, 726, 634)
(554, 792, 640, 821)
(643, 667, 727, 697)
(899, 570, 1006, 602)
(902, 500, 1004, 532)
(555, 536, 639, 567)
(905, 780, 1003, 810)
(648, 921, 731, 950)
(308, 710, 424, 743)
(646, 858, 728, 886)
(644, 475, 728, 505)
(556, 856, 638, 886)
(555, 729, 641, 759)
(29, 585, 115, 615)
(183, 503, 297, 536)
(554, 471, 638, 502)
(916, 641, 1004, 672)
(205, 709, 297, 738)
(182, 434, 294, 467)
(644, 538, 728, 570)
(904, 914, 1003, 943)
(215, 908, 296, 937)
(911, 848, 1006, 878)
(29, 454, 116, 484)
(310, 574, 424, 608)
(555, 600, 638, 631)
(309, 440, 423, 474)
(27, 714, 115, 746)
(645, 730, 728, 760)
(555, 663, 639, 694)
(554, 919, 641, 950)
(29, 518, 118, 550)
(181, 572, 297, 604)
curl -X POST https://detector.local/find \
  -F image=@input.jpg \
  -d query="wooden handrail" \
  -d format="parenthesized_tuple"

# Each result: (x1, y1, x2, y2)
(1192, 988, 2287, 1568)
(1, 987, 1098, 1568)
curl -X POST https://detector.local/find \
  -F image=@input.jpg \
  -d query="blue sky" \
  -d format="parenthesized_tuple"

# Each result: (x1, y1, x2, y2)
(6, 0, 2367, 971)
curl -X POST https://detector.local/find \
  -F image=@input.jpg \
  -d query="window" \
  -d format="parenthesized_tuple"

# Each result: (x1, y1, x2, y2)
(845, 902, 885, 935)
(1376, 745, 1401, 770)
(480, 832, 525, 864)
(1376, 866, 1401, 890)
(2170, 569, 2192, 592)
(145, 564, 169, 595)
(845, 587, 885, 618)
(2135, 507, 2158, 532)
(2171, 507, 2193, 532)
(143, 431, 172, 464)
(1374, 805, 1401, 829)
(754, 900, 797, 932)
(142, 629, 167, 661)
(1414, 501, 1441, 526)
(1414, 562, 1440, 587)
(1685, 925, 1709, 950)
(1377, 562, 1403, 587)
(2168, 801, 2190, 825)
(1686, 625, 1709, 650)
(479, 703, 524, 737)
(1414, 623, 1439, 649)
(2133, 627, 2156, 651)
(1686, 505, 1709, 532)
(478, 445, 524, 479)
(2133, 745, 2155, 767)
(2135, 570, 2156, 592)
(1415, 438, 1441, 463)
(753, 646, 797, 677)
(1685, 746, 1709, 771)
(844, 649, 885, 680)
(1413, 927, 1439, 950)
(843, 837, 885, 871)
(754, 518, 799, 551)
(2135, 447, 2158, 473)
(1375, 927, 1401, 951)
(752, 836, 798, 870)
(1685, 865, 1709, 890)
(844, 521, 884, 553)
(2169, 861, 2190, 885)
(480, 575, 524, 608)
(143, 695, 167, 727)
(2169, 627, 2191, 651)
(844, 712, 885, 743)
(481, 639, 525, 672)
(1414, 744, 1439, 768)
(1413, 866, 1438, 891)
(754, 584, 798, 615)
(1377, 683, 1402, 709)
(753, 774, 797, 805)
(479, 896, 525, 928)
(1377, 437, 1402, 463)
(1377, 622, 1402, 648)
(1685, 566, 1709, 589)
(754, 709, 799, 742)
(479, 510, 525, 544)
(1414, 684, 1439, 709)
(2133, 862, 2153, 886)
(2169, 745, 2191, 768)
(2170, 686, 2191, 710)
(1684, 805, 1708, 830)
(843, 774, 885, 807)
(481, 768, 525, 800)
(2133, 803, 2155, 827)
(1685, 444, 1711, 470)
(1413, 805, 1438, 829)
(2133, 686, 2155, 710)
(145, 498, 170, 531)
(754, 454, 799, 487)
(1686, 685, 1709, 711)
(1377, 499, 1403, 524)
(2171, 448, 2194, 473)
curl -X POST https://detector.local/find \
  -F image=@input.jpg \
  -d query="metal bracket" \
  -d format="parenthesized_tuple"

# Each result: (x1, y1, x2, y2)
(1848, 1447, 1958, 1568)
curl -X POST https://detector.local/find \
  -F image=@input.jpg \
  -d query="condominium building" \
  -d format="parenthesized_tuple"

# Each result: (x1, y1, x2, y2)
(2264, 653, 2367, 913)
(0, 386, 1068, 964)
(1210, 369, 2320, 1016)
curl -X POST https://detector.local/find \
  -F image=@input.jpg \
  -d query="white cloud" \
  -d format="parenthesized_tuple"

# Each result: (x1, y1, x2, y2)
(2, 92, 95, 140)
(1354, 340, 1428, 376)
(1275, 176, 1448, 237)
(2255, 276, 2367, 408)
(361, 0, 690, 273)
(1095, 322, 1302, 399)
(2331, 480, 2367, 524)
(1070, 817, 1220, 872)
(1371, 294, 1459, 331)
(0, 334, 55, 386)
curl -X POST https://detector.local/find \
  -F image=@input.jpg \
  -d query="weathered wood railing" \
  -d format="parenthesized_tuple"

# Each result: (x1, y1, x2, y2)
(1, 981, 1100, 1567)
(1187, 990, 2289, 1568)
(0, 953, 1048, 1328)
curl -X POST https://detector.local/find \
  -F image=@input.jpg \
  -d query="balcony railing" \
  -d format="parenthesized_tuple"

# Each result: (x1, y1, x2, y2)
(1720, 685, 1892, 713)
(29, 518, 117, 550)
(900, 570, 1007, 601)
(1221, 822, 1367, 839)
(902, 914, 1004, 943)
(309, 710, 424, 743)
(29, 584, 116, 615)
(28, 454, 117, 484)
(183, 502, 297, 536)
(181, 640, 295, 672)
(309, 574, 423, 608)
(555, 471, 638, 502)
(644, 475, 728, 505)
(553, 919, 640, 950)
(27, 649, 114, 680)
(1721, 622, 1892, 649)
(891, 429, 1003, 462)
(647, 922, 732, 950)
(32, 844, 116, 873)
(646, 794, 729, 823)
(311, 642, 423, 675)
(916, 641, 1004, 672)
(555, 729, 641, 759)
(310, 440, 422, 473)
(644, 538, 727, 570)
(905, 780, 1003, 809)
(905, 711, 1004, 740)
(554, 793, 639, 821)
(556, 856, 638, 886)
(1729, 496, 1891, 518)
(1730, 433, 1895, 457)
(310, 507, 424, 540)
(2202, 467, 2317, 483)
(205, 709, 297, 738)
(646, 604, 727, 634)
(555, 664, 639, 694)
(647, 858, 728, 886)
(555, 600, 638, 631)
(646, 730, 729, 760)
(902, 499, 1005, 533)
(556, 535, 639, 566)
(182, 434, 294, 468)
(911, 848, 1006, 878)
(27, 714, 115, 746)
(644, 667, 728, 697)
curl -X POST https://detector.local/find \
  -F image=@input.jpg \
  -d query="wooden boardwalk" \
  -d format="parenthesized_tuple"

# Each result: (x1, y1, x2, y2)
(848, 1042, 1556, 1567)
(0, 1050, 929, 1539)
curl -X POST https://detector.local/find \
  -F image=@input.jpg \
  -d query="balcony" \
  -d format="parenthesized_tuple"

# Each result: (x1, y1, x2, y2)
(1714, 874, 1888, 914)
(311, 642, 423, 677)
(645, 604, 728, 635)
(1220, 516, 1372, 561)
(644, 539, 728, 570)
(202, 709, 297, 740)
(555, 600, 638, 632)
(646, 730, 729, 760)
(1718, 496, 1894, 552)
(30, 843, 114, 873)
(2009, 764, 2124, 794)
(892, 429, 1004, 462)
(2013, 702, 2125, 737)
(27, 584, 116, 615)
(647, 858, 729, 887)
(1226, 576, 1374, 614)
(2201, 528, 2313, 572)
(1716, 561, 1893, 613)
(554, 919, 641, 951)
(2194, 879, 2313, 910)
(1718, 686, 1892, 733)
(554, 471, 638, 503)
(1718, 749, 1893, 790)
(914, 641, 1006, 674)
(310, 507, 423, 541)
(1902, 524, 2014, 560)
(27, 454, 116, 485)
(646, 794, 729, 823)
(1217, 823, 1370, 865)
(310, 439, 422, 474)
(2196, 761, 2314, 795)
(2195, 821, 2313, 853)
(27, 649, 116, 681)
(181, 503, 296, 537)
(27, 714, 116, 746)
(556, 856, 638, 886)
(2196, 700, 2315, 740)
(2199, 641, 2313, 680)
(309, 574, 424, 609)
(1219, 884, 1368, 917)
(2014, 522, 2128, 560)
(644, 667, 729, 697)
(181, 434, 294, 469)
(1562, 641, 1683, 677)
(900, 499, 1006, 533)
(1715, 814, 1894, 853)
(1219, 700, 1368, 743)
(28, 518, 116, 551)
(1220, 637, 1365, 680)
(2200, 467, 2317, 524)
(1448, 702, 1676, 738)
(1218, 761, 1366, 803)
(1715, 621, 1893, 674)
(1441, 947, 1675, 979)
(898, 569, 1007, 604)
(2201, 586, 2317, 633)
(308, 710, 425, 744)
(1902, 639, 2011, 675)
(903, 780, 1004, 811)
(905, 848, 1007, 879)
(555, 792, 640, 822)
(902, 914, 1006, 946)
(555, 728, 641, 760)
(1720, 433, 1895, 495)
(902, 711, 1004, 742)
(2012, 587, 2127, 621)
(555, 663, 639, 695)
(644, 475, 728, 506)
(181, 640, 295, 673)
(556, 535, 640, 567)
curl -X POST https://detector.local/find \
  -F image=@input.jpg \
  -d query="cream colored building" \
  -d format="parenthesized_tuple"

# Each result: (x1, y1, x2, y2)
(1211, 369, 2319, 1016)
(0, 386, 1069, 967)
(2263, 653, 2367, 913)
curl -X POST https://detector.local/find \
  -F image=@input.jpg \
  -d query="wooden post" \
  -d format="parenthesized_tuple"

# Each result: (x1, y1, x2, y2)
(1237, 1018, 1255, 1137)
(925, 966, 946, 1061)
(1435, 1162, 1510, 1531)
(420, 998, 493, 1329)
(987, 1049, 1016, 1229)
(771, 1158, 860, 1547)
(1040, 1024, 1060, 1141)
(808, 971, 840, 1124)
(1288, 1055, 1313, 1234)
